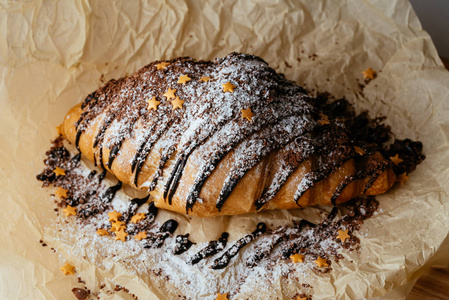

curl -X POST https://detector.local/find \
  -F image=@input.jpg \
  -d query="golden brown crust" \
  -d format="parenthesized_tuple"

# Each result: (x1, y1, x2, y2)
(63, 104, 396, 217)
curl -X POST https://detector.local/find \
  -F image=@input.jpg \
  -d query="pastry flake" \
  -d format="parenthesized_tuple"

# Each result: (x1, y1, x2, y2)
(163, 88, 177, 100)
(171, 96, 185, 110)
(337, 229, 350, 242)
(222, 82, 236, 93)
(55, 187, 68, 198)
(397, 172, 409, 185)
(53, 167, 66, 176)
(114, 228, 128, 242)
(130, 213, 146, 223)
(147, 97, 161, 111)
(290, 253, 305, 263)
(390, 154, 403, 166)
(63, 205, 77, 217)
(216, 293, 228, 300)
(96, 228, 109, 236)
(178, 74, 191, 84)
(60, 262, 75, 275)
(241, 108, 254, 121)
(354, 146, 365, 156)
(156, 62, 170, 70)
(108, 210, 122, 222)
(135, 231, 147, 241)
(56, 124, 63, 136)
(314, 257, 329, 267)
(362, 67, 376, 80)
(200, 76, 211, 82)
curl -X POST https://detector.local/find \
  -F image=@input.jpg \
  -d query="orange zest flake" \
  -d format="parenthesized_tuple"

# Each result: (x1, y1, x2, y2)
(318, 113, 330, 125)
(147, 97, 161, 111)
(171, 96, 185, 110)
(114, 228, 128, 242)
(354, 146, 365, 156)
(222, 82, 236, 93)
(53, 167, 66, 176)
(314, 256, 329, 267)
(390, 154, 403, 166)
(163, 88, 177, 100)
(62, 205, 77, 217)
(134, 231, 147, 241)
(108, 210, 122, 222)
(110, 221, 126, 232)
(362, 67, 376, 80)
(96, 228, 109, 236)
(397, 172, 409, 185)
(60, 262, 75, 275)
(337, 229, 350, 242)
(177, 74, 191, 84)
(290, 253, 305, 263)
(55, 187, 68, 198)
(156, 62, 170, 70)
(241, 108, 254, 121)
(200, 76, 211, 82)
(130, 213, 146, 224)
(216, 293, 228, 300)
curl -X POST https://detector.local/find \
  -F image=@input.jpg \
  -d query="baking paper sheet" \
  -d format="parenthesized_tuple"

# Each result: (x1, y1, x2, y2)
(1, 0, 449, 299)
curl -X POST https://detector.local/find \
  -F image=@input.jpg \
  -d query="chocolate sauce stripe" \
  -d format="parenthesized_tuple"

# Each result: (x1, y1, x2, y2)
(132, 121, 173, 187)
(246, 230, 286, 268)
(211, 223, 266, 269)
(255, 164, 299, 210)
(164, 118, 229, 205)
(216, 119, 312, 211)
(189, 232, 229, 265)
(131, 123, 159, 172)
(363, 161, 390, 193)
(281, 209, 337, 258)
(75, 129, 83, 150)
(107, 115, 140, 169)
(185, 111, 314, 213)
(330, 176, 357, 205)
(255, 136, 317, 210)
(293, 152, 356, 206)
(164, 151, 190, 205)
(247, 219, 315, 267)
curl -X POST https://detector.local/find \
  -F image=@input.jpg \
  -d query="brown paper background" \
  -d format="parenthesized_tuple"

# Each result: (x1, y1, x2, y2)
(1, 0, 449, 299)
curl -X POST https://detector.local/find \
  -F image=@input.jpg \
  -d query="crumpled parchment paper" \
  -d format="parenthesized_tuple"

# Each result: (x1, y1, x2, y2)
(1, 0, 449, 299)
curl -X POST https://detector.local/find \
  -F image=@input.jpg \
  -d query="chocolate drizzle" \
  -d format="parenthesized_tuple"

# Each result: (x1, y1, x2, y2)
(173, 234, 195, 255)
(102, 181, 122, 203)
(68, 53, 425, 216)
(189, 232, 229, 265)
(142, 219, 179, 249)
(123, 195, 150, 222)
(212, 223, 267, 269)
(281, 208, 338, 258)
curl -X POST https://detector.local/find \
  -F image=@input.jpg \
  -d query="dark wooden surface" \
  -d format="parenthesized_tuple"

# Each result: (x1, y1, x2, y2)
(442, 57, 449, 70)
(407, 57, 449, 299)
(408, 266, 449, 299)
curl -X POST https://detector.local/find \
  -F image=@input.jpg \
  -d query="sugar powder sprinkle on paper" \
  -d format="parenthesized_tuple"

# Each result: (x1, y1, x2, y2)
(38, 137, 396, 298)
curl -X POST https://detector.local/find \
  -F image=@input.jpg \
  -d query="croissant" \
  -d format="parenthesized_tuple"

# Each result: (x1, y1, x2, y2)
(61, 53, 396, 217)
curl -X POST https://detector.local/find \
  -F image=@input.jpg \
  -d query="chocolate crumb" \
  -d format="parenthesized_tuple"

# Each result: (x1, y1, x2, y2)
(71, 288, 89, 300)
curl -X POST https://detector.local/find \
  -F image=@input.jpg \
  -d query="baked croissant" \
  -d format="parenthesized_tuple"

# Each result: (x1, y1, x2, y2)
(61, 53, 396, 217)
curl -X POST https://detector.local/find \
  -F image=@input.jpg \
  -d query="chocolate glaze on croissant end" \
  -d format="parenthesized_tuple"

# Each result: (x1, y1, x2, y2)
(61, 52, 398, 217)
